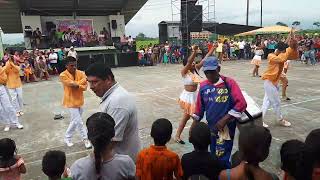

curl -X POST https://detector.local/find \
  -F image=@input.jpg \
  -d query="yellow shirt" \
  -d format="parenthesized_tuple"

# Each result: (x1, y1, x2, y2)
(0, 66, 8, 85)
(262, 47, 299, 85)
(4, 61, 22, 89)
(60, 69, 87, 108)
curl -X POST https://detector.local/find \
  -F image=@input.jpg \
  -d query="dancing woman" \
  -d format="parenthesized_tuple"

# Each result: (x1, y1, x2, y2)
(251, 42, 264, 77)
(175, 45, 216, 144)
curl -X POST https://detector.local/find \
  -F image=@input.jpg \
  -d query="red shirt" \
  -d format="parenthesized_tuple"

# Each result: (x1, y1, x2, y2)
(136, 145, 183, 180)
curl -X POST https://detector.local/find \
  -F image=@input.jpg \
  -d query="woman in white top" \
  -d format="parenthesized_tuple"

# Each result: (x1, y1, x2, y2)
(216, 39, 223, 63)
(175, 45, 216, 144)
(251, 42, 264, 77)
(71, 112, 135, 180)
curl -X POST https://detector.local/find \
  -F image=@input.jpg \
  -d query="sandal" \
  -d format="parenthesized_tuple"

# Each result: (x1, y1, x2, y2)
(279, 119, 291, 127)
(175, 138, 185, 145)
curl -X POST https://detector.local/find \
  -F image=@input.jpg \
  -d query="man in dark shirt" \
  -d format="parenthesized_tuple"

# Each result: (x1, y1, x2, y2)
(181, 122, 224, 180)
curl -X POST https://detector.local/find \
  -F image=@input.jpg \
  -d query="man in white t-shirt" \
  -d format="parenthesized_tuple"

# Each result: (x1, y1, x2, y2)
(85, 63, 141, 161)
(239, 40, 246, 59)
(48, 49, 58, 74)
(128, 36, 134, 46)
(67, 46, 77, 59)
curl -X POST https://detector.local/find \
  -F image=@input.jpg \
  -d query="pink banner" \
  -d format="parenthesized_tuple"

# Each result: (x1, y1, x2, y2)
(57, 19, 93, 35)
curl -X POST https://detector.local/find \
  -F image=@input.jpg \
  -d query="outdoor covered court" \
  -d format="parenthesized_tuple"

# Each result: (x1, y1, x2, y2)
(0, 60, 319, 179)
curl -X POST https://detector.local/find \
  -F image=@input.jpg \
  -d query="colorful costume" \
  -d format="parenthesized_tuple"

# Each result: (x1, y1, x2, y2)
(193, 76, 247, 168)
(178, 72, 200, 115)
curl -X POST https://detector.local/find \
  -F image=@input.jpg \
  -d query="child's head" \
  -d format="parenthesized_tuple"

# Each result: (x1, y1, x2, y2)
(86, 112, 115, 177)
(238, 125, 271, 165)
(280, 140, 312, 180)
(0, 138, 16, 161)
(305, 129, 320, 168)
(151, 118, 172, 146)
(42, 150, 66, 179)
(189, 122, 211, 151)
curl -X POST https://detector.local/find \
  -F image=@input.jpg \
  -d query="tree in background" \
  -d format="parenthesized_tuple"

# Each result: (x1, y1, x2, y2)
(292, 21, 301, 28)
(136, 33, 146, 40)
(313, 22, 320, 29)
(276, 22, 288, 27)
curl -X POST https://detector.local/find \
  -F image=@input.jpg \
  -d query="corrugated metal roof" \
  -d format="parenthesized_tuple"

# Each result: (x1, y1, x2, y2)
(0, 0, 22, 33)
(0, 0, 148, 33)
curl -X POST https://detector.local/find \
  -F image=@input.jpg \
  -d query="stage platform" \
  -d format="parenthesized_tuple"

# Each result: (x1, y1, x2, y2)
(28, 46, 139, 70)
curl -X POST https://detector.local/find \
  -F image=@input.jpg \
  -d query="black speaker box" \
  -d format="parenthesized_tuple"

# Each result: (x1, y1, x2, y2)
(181, 5, 203, 32)
(111, 20, 117, 29)
(159, 23, 168, 44)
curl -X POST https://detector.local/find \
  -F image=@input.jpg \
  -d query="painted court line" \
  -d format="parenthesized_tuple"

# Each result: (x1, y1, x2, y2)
(281, 97, 320, 108)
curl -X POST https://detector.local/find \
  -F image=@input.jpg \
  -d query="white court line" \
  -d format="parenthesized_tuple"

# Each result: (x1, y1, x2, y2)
(272, 137, 281, 141)
(281, 97, 320, 108)
(291, 105, 316, 113)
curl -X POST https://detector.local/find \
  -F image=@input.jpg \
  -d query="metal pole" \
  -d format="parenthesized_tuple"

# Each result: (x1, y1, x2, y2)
(0, 28, 4, 60)
(208, 0, 210, 21)
(260, 0, 262, 27)
(246, 0, 249, 25)
(171, 0, 174, 21)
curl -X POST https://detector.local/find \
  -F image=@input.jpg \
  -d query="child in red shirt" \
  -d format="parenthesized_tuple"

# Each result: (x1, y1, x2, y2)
(136, 118, 183, 180)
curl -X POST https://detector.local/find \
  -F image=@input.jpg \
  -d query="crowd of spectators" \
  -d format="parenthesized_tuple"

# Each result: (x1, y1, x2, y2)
(138, 35, 320, 66)
(30, 27, 136, 49)
(1, 47, 77, 83)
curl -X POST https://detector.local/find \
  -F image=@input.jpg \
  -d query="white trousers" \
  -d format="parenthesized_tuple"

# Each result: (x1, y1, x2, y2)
(8, 87, 23, 112)
(65, 107, 88, 141)
(261, 80, 283, 121)
(0, 85, 20, 126)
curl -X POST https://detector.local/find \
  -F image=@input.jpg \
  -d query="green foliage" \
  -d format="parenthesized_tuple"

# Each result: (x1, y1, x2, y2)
(136, 40, 159, 51)
(276, 22, 288, 27)
(313, 22, 320, 28)
(292, 21, 301, 26)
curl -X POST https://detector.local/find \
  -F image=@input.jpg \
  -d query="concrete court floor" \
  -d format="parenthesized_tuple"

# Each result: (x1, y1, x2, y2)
(0, 60, 319, 179)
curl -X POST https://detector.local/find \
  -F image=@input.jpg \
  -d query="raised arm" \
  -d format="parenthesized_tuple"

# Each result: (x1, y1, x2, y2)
(181, 45, 199, 76)
(195, 44, 217, 70)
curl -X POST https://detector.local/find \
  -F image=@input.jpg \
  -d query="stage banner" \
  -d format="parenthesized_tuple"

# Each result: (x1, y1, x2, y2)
(57, 19, 93, 35)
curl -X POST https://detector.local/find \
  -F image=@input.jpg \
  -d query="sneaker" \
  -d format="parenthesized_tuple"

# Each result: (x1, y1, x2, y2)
(16, 124, 24, 129)
(263, 122, 269, 128)
(279, 119, 291, 127)
(84, 139, 92, 149)
(4, 126, 10, 132)
(65, 139, 74, 147)
(282, 97, 291, 101)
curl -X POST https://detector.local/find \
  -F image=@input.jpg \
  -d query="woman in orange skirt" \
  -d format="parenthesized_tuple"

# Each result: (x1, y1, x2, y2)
(175, 44, 216, 144)
(251, 42, 264, 77)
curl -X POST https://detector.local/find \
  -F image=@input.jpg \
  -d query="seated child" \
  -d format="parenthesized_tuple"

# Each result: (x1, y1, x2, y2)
(0, 138, 26, 180)
(182, 122, 223, 180)
(136, 118, 183, 180)
(42, 150, 71, 180)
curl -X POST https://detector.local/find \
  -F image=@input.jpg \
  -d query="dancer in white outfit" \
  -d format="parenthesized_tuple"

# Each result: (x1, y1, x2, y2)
(0, 65, 23, 131)
(4, 57, 24, 117)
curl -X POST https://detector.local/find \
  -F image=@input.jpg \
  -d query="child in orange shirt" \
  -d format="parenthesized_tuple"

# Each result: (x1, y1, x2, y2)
(23, 60, 37, 83)
(136, 118, 183, 180)
(0, 138, 26, 180)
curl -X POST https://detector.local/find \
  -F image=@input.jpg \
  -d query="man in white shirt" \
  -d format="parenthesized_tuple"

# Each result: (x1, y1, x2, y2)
(48, 49, 58, 74)
(128, 36, 134, 46)
(67, 46, 77, 59)
(85, 63, 141, 161)
(239, 40, 246, 59)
